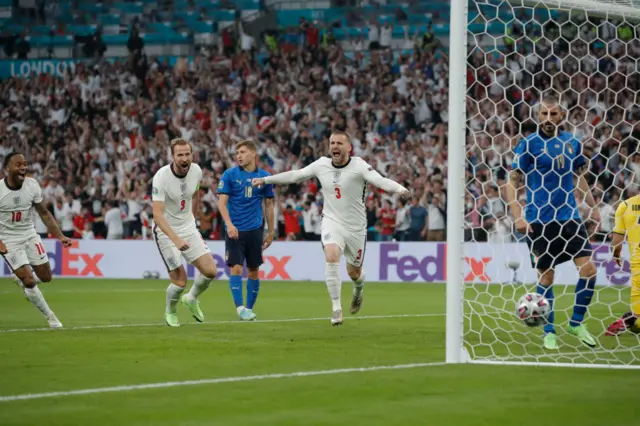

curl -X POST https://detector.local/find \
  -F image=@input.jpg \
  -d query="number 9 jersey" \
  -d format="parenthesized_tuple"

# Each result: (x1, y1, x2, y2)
(151, 163, 202, 236)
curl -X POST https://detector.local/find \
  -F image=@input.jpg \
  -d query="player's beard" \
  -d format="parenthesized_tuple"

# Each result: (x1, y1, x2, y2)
(174, 161, 191, 176)
(540, 122, 557, 137)
(331, 150, 348, 166)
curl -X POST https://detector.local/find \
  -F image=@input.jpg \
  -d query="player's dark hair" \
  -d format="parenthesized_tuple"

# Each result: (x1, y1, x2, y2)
(170, 138, 192, 155)
(330, 130, 352, 144)
(3, 152, 22, 169)
(236, 139, 257, 152)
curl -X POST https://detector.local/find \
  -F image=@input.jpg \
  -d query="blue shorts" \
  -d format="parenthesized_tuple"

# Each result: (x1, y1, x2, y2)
(225, 227, 264, 269)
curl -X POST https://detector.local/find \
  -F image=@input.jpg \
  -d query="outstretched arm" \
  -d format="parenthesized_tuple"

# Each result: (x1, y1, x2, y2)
(361, 166, 408, 195)
(263, 163, 317, 185)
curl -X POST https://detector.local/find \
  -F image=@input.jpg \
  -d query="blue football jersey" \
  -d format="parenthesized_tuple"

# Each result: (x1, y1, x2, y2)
(218, 166, 274, 232)
(511, 131, 586, 224)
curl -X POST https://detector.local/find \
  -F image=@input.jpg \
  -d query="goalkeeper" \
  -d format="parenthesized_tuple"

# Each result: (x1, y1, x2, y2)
(606, 192, 640, 336)
(506, 96, 600, 350)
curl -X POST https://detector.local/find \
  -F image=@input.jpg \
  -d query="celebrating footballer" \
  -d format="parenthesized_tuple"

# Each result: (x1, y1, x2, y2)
(252, 131, 409, 326)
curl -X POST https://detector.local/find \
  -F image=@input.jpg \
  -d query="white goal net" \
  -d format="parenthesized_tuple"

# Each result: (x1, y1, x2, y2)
(447, 0, 640, 368)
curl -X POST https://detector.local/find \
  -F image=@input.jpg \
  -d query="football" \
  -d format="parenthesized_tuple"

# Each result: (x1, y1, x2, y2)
(516, 293, 551, 327)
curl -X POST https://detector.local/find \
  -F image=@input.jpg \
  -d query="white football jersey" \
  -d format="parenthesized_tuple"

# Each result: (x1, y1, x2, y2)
(152, 163, 202, 236)
(264, 157, 407, 232)
(0, 177, 42, 243)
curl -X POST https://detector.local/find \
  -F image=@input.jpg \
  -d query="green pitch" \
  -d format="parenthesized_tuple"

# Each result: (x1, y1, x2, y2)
(0, 279, 638, 426)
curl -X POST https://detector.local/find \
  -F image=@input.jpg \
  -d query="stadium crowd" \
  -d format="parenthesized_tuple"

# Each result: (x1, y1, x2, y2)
(0, 11, 639, 244)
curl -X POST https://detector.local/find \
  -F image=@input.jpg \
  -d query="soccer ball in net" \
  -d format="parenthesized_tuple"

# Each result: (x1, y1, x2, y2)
(516, 293, 551, 327)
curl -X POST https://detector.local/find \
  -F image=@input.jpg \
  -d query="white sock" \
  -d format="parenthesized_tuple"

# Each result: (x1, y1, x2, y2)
(24, 286, 54, 319)
(325, 262, 342, 311)
(166, 283, 185, 314)
(352, 271, 366, 296)
(187, 273, 213, 302)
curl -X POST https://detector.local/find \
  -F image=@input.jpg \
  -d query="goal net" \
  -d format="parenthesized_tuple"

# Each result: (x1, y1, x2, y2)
(447, 0, 640, 368)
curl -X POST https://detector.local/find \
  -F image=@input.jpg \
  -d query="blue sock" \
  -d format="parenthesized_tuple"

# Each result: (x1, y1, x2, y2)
(246, 278, 260, 310)
(570, 277, 596, 327)
(537, 284, 555, 334)
(229, 275, 244, 308)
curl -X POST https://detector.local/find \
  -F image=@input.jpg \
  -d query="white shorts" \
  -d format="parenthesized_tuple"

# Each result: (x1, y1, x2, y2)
(321, 220, 367, 267)
(153, 228, 211, 271)
(2, 235, 49, 272)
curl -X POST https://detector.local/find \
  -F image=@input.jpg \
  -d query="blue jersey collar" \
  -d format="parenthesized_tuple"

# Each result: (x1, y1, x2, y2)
(239, 165, 259, 173)
(537, 129, 559, 140)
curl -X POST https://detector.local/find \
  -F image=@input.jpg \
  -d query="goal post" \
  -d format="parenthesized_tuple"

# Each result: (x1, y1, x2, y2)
(447, 0, 640, 368)
(446, 0, 470, 364)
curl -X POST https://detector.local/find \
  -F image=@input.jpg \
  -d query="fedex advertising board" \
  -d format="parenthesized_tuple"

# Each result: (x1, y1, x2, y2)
(0, 240, 631, 286)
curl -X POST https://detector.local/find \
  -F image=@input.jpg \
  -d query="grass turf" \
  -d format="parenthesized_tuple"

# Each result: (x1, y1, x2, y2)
(0, 279, 638, 426)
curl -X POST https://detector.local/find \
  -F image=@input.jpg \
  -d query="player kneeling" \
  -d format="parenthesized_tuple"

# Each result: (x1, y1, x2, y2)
(607, 194, 640, 336)
(0, 153, 73, 328)
(152, 139, 218, 327)
(252, 131, 409, 326)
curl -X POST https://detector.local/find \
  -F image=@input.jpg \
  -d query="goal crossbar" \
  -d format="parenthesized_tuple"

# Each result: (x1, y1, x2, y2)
(515, 0, 640, 19)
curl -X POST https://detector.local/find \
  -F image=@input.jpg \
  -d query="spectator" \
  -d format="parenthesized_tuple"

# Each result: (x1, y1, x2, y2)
(408, 197, 428, 241)
(104, 201, 124, 240)
(367, 18, 380, 50)
(366, 198, 379, 242)
(282, 202, 301, 241)
(425, 181, 446, 241)
(54, 197, 76, 238)
(82, 222, 95, 240)
(302, 201, 319, 241)
(379, 200, 395, 242)
(395, 199, 411, 241)
(380, 21, 393, 50)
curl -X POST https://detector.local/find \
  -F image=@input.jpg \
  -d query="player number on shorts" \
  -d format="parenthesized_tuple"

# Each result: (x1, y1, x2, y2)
(335, 187, 341, 199)
(35, 242, 45, 255)
(11, 211, 22, 222)
(245, 186, 252, 198)
(356, 249, 362, 260)
(180, 200, 186, 211)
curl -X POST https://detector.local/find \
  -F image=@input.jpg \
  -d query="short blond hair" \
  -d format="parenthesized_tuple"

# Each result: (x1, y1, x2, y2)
(170, 138, 192, 155)
(236, 139, 257, 152)
(330, 130, 352, 144)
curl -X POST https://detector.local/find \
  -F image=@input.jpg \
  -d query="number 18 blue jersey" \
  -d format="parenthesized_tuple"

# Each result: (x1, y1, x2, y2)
(218, 166, 274, 232)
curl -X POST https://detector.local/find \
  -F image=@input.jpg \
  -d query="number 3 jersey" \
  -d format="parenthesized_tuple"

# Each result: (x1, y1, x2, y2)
(0, 177, 42, 244)
(152, 163, 202, 236)
(264, 157, 406, 233)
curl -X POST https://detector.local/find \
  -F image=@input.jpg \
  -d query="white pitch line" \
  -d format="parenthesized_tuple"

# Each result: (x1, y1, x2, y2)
(0, 313, 445, 334)
(0, 362, 447, 402)
(0, 288, 162, 295)
(476, 346, 640, 364)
